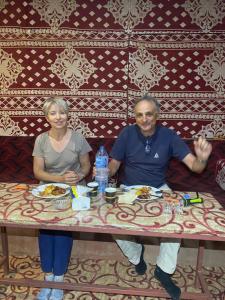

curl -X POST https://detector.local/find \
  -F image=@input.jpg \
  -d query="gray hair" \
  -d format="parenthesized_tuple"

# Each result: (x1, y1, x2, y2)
(134, 94, 160, 113)
(42, 97, 69, 116)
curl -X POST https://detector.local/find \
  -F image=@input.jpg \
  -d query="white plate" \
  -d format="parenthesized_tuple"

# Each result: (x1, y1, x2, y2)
(31, 183, 70, 199)
(122, 185, 161, 197)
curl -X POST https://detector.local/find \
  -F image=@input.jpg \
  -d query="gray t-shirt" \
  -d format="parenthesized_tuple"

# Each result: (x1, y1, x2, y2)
(32, 131, 92, 178)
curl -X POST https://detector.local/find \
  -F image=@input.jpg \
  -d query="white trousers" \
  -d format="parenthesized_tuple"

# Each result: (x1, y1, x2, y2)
(115, 237, 180, 274)
(114, 184, 181, 274)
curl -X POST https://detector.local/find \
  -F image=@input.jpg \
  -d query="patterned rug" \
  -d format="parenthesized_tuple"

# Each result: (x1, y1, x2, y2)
(0, 256, 224, 300)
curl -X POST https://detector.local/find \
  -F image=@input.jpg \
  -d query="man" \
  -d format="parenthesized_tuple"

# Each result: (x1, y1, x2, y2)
(107, 95, 212, 300)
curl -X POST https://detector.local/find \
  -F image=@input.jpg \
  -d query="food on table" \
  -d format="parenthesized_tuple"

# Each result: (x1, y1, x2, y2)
(118, 191, 137, 204)
(39, 185, 66, 197)
(162, 191, 180, 203)
(135, 186, 151, 199)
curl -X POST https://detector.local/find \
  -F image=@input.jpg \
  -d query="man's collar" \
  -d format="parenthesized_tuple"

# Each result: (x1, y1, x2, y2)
(135, 124, 158, 139)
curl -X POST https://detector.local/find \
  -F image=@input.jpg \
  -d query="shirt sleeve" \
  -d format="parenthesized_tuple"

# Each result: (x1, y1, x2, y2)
(170, 132, 191, 161)
(110, 127, 128, 161)
(32, 134, 44, 158)
(76, 132, 92, 156)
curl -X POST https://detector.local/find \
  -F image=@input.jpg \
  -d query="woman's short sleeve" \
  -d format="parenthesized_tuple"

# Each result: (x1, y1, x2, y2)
(32, 134, 44, 157)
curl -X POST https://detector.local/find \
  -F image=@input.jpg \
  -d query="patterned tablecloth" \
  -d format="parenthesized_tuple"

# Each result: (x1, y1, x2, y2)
(0, 183, 224, 241)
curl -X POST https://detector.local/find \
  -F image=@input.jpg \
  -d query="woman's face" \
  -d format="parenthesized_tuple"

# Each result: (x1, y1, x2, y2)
(46, 104, 68, 129)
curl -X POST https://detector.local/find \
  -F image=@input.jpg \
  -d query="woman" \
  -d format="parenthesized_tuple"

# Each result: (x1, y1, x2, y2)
(33, 97, 92, 300)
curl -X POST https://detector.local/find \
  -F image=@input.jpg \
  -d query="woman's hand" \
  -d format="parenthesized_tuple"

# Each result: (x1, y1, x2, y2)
(62, 171, 80, 185)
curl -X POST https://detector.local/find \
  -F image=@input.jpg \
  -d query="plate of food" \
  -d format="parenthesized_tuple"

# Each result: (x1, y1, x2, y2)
(122, 185, 162, 199)
(31, 183, 70, 199)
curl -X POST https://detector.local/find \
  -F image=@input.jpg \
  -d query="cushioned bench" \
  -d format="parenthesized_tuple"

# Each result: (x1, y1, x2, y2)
(216, 159, 225, 191)
(0, 136, 224, 207)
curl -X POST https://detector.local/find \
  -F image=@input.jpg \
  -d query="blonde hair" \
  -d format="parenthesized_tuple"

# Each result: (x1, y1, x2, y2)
(43, 97, 69, 116)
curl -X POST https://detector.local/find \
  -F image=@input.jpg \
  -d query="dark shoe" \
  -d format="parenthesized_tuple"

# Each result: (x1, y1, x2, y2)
(135, 245, 147, 275)
(154, 265, 181, 300)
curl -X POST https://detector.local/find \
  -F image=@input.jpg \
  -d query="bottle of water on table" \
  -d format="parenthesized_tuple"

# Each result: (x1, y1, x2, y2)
(95, 145, 109, 198)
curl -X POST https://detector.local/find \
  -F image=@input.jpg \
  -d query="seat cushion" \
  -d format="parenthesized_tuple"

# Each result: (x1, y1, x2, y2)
(215, 159, 225, 191)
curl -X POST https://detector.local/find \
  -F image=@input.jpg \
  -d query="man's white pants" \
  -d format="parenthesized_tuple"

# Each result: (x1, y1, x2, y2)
(114, 184, 180, 274)
(115, 237, 180, 274)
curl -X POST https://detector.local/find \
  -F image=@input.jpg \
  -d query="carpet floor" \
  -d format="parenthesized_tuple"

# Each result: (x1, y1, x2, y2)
(0, 255, 224, 299)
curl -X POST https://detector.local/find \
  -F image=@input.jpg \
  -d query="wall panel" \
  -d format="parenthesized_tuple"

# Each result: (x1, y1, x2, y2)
(0, 0, 224, 138)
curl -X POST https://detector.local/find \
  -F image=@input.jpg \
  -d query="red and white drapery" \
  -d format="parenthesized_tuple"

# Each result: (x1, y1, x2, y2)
(0, 0, 224, 139)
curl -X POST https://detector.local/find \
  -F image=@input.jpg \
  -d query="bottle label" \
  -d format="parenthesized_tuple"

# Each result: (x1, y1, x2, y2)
(96, 156, 108, 168)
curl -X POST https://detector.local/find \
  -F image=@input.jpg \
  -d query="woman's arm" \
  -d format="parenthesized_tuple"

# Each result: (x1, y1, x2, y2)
(33, 151, 91, 185)
(33, 156, 64, 183)
(77, 153, 91, 181)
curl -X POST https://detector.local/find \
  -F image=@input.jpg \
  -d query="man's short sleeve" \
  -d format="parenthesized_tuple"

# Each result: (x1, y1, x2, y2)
(171, 132, 191, 161)
(110, 127, 128, 161)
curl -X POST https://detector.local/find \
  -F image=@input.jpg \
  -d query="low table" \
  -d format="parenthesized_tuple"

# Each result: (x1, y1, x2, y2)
(0, 182, 224, 299)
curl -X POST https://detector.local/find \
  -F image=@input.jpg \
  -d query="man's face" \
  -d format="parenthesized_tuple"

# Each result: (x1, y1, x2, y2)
(134, 100, 158, 136)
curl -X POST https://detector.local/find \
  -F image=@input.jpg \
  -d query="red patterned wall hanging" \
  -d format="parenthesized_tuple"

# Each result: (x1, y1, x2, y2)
(0, 0, 224, 139)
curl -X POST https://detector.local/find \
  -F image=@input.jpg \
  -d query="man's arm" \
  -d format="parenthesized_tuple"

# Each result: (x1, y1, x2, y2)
(108, 158, 121, 178)
(92, 158, 121, 178)
(182, 136, 212, 174)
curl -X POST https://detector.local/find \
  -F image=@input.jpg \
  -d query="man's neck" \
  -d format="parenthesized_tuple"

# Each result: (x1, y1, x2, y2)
(140, 127, 156, 138)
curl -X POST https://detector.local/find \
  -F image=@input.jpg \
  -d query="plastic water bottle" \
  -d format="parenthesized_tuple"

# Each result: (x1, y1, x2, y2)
(95, 145, 109, 197)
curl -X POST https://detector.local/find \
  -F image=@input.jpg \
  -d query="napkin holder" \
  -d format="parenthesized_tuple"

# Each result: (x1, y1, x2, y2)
(70, 186, 90, 211)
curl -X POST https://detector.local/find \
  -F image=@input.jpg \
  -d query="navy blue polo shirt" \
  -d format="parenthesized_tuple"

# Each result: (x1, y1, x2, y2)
(110, 124, 191, 188)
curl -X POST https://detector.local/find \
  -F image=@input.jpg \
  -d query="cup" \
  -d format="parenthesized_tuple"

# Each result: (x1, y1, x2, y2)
(105, 187, 117, 204)
(87, 181, 99, 197)
(53, 197, 70, 210)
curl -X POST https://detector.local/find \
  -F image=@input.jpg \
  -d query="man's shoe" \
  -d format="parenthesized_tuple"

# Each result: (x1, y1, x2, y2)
(135, 245, 147, 275)
(154, 265, 181, 300)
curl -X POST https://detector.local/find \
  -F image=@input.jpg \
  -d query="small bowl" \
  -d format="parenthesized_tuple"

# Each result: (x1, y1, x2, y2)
(53, 197, 71, 210)
(105, 187, 117, 197)
(87, 181, 99, 190)
(105, 187, 117, 204)
(87, 181, 99, 197)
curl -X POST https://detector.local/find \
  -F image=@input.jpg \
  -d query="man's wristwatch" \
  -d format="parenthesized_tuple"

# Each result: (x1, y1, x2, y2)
(197, 158, 207, 164)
